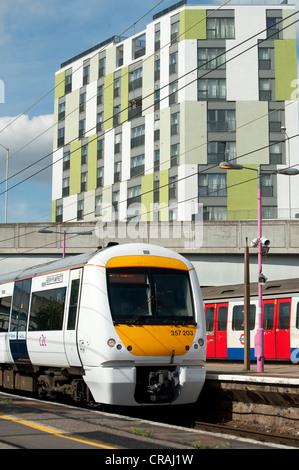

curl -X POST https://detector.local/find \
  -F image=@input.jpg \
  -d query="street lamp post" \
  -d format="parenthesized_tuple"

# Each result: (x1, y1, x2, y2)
(38, 228, 93, 258)
(0, 144, 9, 223)
(219, 161, 299, 372)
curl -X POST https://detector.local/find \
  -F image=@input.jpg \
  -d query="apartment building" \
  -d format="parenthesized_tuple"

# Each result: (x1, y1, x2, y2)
(52, 0, 299, 223)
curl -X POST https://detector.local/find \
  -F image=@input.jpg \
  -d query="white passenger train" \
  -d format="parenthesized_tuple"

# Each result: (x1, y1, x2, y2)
(0, 243, 206, 406)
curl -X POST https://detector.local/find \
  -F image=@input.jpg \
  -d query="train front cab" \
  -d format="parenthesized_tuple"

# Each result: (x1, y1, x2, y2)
(204, 295, 296, 361)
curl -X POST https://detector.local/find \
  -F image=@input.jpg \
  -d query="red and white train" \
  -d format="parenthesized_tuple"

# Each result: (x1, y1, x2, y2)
(201, 278, 299, 362)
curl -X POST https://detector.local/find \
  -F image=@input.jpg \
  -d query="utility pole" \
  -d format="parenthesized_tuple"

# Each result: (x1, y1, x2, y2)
(244, 237, 250, 371)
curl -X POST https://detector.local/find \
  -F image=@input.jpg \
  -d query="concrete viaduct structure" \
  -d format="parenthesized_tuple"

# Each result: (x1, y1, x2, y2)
(0, 220, 298, 287)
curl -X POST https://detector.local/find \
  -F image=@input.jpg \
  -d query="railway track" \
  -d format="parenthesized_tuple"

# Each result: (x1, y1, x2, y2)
(194, 420, 299, 448)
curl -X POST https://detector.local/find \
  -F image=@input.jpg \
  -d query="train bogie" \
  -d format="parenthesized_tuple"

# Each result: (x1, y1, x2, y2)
(0, 243, 206, 406)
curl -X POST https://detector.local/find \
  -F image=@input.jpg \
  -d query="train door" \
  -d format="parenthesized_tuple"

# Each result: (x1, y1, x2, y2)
(205, 303, 228, 358)
(64, 269, 83, 367)
(276, 298, 291, 359)
(263, 298, 291, 359)
(9, 278, 32, 363)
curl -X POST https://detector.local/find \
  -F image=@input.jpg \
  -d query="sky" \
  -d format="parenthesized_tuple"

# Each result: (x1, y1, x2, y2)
(0, 0, 298, 223)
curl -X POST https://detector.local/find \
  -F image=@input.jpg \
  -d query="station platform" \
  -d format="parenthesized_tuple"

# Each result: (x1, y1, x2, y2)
(199, 361, 299, 429)
(206, 361, 299, 384)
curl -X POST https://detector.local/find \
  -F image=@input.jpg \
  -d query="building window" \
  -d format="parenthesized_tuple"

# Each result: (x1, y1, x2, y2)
(114, 78, 120, 98)
(97, 167, 103, 187)
(83, 64, 90, 85)
(169, 176, 177, 200)
(79, 92, 86, 113)
(132, 33, 146, 60)
(129, 67, 142, 91)
(114, 162, 121, 182)
(95, 195, 102, 216)
(99, 57, 105, 78)
(269, 142, 282, 164)
(169, 81, 178, 105)
(97, 85, 104, 105)
(112, 191, 119, 212)
(79, 119, 85, 138)
(58, 127, 65, 148)
(171, 112, 179, 135)
(115, 134, 121, 154)
(128, 185, 141, 204)
(207, 142, 236, 164)
(266, 17, 281, 39)
(198, 48, 226, 70)
(207, 110, 236, 132)
(154, 149, 160, 171)
(63, 150, 70, 171)
(97, 112, 103, 132)
(131, 154, 145, 177)
(77, 200, 84, 220)
(269, 109, 284, 133)
(155, 59, 160, 81)
(81, 172, 87, 192)
(58, 101, 65, 121)
(155, 29, 160, 52)
(203, 206, 227, 221)
(171, 20, 180, 43)
(62, 177, 70, 197)
(56, 205, 63, 223)
(198, 79, 226, 100)
(116, 45, 124, 67)
(258, 48, 272, 70)
(131, 124, 145, 148)
(114, 105, 121, 126)
(169, 52, 177, 75)
(81, 145, 88, 165)
(171, 143, 179, 167)
(206, 17, 235, 39)
(65, 74, 72, 94)
(261, 174, 273, 197)
(97, 138, 104, 160)
(199, 173, 227, 197)
(259, 79, 272, 101)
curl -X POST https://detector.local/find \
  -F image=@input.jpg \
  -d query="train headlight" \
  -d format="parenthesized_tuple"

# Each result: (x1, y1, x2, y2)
(198, 338, 205, 347)
(107, 338, 116, 347)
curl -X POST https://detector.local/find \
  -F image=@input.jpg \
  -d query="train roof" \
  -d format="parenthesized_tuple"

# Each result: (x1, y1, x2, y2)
(0, 242, 194, 285)
(0, 251, 96, 284)
(201, 278, 299, 300)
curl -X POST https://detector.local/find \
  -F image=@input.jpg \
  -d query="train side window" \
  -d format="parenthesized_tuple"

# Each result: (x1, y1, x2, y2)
(29, 287, 66, 331)
(278, 301, 290, 330)
(218, 306, 227, 331)
(232, 305, 256, 330)
(263, 303, 274, 330)
(0, 296, 12, 332)
(296, 303, 299, 329)
(67, 279, 80, 330)
(205, 306, 215, 332)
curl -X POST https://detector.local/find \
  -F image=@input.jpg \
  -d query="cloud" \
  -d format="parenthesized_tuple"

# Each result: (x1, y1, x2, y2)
(0, 114, 54, 187)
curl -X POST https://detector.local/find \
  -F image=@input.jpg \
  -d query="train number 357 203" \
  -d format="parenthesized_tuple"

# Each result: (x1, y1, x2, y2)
(170, 330, 194, 336)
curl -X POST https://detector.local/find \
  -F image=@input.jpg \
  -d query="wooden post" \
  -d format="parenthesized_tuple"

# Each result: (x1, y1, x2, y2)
(244, 237, 250, 371)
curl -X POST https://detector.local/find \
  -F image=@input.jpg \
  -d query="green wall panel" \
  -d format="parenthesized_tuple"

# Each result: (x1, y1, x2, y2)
(88, 135, 98, 191)
(141, 173, 154, 221)
(275, 39, 297, 101)
(104, 73, 114, 130)
(70, 141, 82, 196)
(180, 10, 206, 41)
(227, 165, 258, 220)
(55, 71, 65, 100)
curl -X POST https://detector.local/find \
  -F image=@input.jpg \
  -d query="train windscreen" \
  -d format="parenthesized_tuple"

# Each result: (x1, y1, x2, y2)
(107, 267, 195, 324)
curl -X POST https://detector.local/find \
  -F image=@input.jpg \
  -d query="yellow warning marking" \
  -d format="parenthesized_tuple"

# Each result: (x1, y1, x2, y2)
(0, 414, 119, 449)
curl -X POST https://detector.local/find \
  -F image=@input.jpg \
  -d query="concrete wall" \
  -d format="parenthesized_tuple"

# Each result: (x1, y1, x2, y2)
(0, 220, 298, 286)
